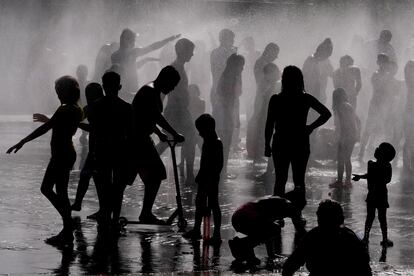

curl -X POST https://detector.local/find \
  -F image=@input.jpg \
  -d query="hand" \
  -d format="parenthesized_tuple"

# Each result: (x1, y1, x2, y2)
(33, 113, 49, 123)
(352, 174, 360, 181)
(265, 144, 272, 157)
(306, 125, 313, 135)
(157, 132, 168, 142)
(7, 141, 24, 154)
(174, 133, 185, 143)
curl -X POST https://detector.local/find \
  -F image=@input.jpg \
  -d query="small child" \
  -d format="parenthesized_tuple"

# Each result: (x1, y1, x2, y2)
(353, 142, 396, 247)
(183, 114, 223, 243)
(330, 88, 360, 188)
(229, 191, 306, 266)
(7, 76, 83, 246)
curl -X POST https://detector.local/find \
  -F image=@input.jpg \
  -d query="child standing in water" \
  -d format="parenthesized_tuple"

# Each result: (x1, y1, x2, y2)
(353, 142, 396, 247)
(330, 88, 360, 188)
(7, 76, 83, 246)
(183, 114, 223, 243)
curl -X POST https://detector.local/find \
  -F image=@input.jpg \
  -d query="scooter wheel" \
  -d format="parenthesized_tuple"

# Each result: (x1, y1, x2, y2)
(118, 217, 128, 227)
(178, 218, 187, 230)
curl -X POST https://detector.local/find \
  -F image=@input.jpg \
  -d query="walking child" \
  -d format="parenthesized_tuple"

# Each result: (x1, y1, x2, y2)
(353, 142, 396, 247)
(7, 76, 83, 246)
(183, 114, 223, 244)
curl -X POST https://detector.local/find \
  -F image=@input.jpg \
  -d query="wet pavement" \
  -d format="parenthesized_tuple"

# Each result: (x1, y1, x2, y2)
(1, 117, 414, 275)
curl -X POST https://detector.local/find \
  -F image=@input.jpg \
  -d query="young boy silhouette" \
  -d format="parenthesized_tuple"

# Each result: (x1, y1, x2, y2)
(183, 114, 223, 243)
(7, 76, 83, 246)
(353, 142, 396, 247)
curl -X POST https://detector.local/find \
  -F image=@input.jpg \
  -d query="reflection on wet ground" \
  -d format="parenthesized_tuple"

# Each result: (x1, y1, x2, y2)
(1, 119, 414, 274)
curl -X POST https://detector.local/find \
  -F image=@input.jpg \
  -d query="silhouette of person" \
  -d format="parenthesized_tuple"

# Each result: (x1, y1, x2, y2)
(333, 55, 362, 109)
(353, 142, 396, 247)
(111, 28, 180, 101)
(76, 64, 89, 151)
(403, 60, 414, 171)
(210, 29, 237, 115)
(247, 43, 280, 161)
(183, 114, 223, 243)
(265, 66, 331, 202)
(7, 76, 83, 246)
(215, 54, 245, 178)
(71, 83, 104, 217)
(359, 54, 392, 160)
(156, 38, 197, 184)
(131, 66, 184, 224)
(329, 88, 360, 188)
(88, 71, 133, 228)
(187, 84, 206, 166)
(302, 38, 333, 105)
(229, 191, 306, 266)
(282, 199, 372, 276)
(92, 42, 118, 82)
(366, 30, 397, 66)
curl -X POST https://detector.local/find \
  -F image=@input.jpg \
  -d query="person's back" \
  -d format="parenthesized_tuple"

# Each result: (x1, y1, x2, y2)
(282, 199, 371, 276)
(198, 132, 223, 184)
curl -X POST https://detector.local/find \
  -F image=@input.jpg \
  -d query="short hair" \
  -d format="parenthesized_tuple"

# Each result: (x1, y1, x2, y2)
(380, 29, 392, 42)
(195, 113, 215, 132)
(317, 199, 344, 228)
(120, 28, 136, 46)
(55, 75, 80, 104)
(263, 43, 280, 56)
(219, 28, 235, 44)
(377, 53, 389, 65)
(85, 82, 104, 102)
(378, 142, 396, 162)
(157, 65, 180, 83)
(175, 38, 195, 55)
(76, 64, 88, 77)
(339, 55, 354, 67)
(102, 71, 121, 87)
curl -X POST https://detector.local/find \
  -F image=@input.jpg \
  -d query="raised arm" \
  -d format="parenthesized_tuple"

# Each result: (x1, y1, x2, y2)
(307, 95, 332, 134)
(133, 34, 180, 58)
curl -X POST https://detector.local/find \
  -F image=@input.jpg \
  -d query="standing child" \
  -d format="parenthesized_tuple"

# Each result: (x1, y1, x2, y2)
(183, 114, 223, 243)
(353, 142, 396, 247)
(7, 76, 83, 246)
(330, 88, 360, 188)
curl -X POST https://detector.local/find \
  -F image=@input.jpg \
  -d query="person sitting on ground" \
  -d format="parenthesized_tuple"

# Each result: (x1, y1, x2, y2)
(282, 199, 372, 276)
(229, 190, 307, 266)
(183, 114, 223, 244)
(353, 142, 396, 247)
(7, 76, 83, 246)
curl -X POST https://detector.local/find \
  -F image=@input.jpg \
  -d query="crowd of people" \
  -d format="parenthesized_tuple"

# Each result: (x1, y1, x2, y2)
(6, 26, 414, 275)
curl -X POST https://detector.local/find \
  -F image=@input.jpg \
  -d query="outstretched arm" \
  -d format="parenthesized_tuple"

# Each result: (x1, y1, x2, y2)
(7, 118, 54, 153)
(133, 34, 180, 58)
(307, 95, 332, 134)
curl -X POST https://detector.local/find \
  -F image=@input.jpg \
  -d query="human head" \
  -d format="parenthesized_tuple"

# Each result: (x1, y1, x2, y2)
(175, 38, 195, 63)
(55, 75, 80, 105)
(377, 53, 390, 69)
(263, 63, 280, 83)
(285, 190, 307, 212)
(85, 82, 104, 105)
(281, 65, 304, 95)
(374, 142, 396, 162)
(102, 71, 121, 97)
(195, 113, 216, 138)
(120, 28, 136, 49)
(189, 84, 201, 97)
(332, 88, 348, 111)
(154, 65, 181, 95)
(262, 43, 280, 62)
(225, 54, 245, 75)
(314, 38, 333, 61)
(339, 55, 354, 68)
(316, 199, 344, 229)
(219, 28, 235, 48)
(76, 65, 88, 82)
(379, 29, 392, 43)
(241, 36, 255, 52)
